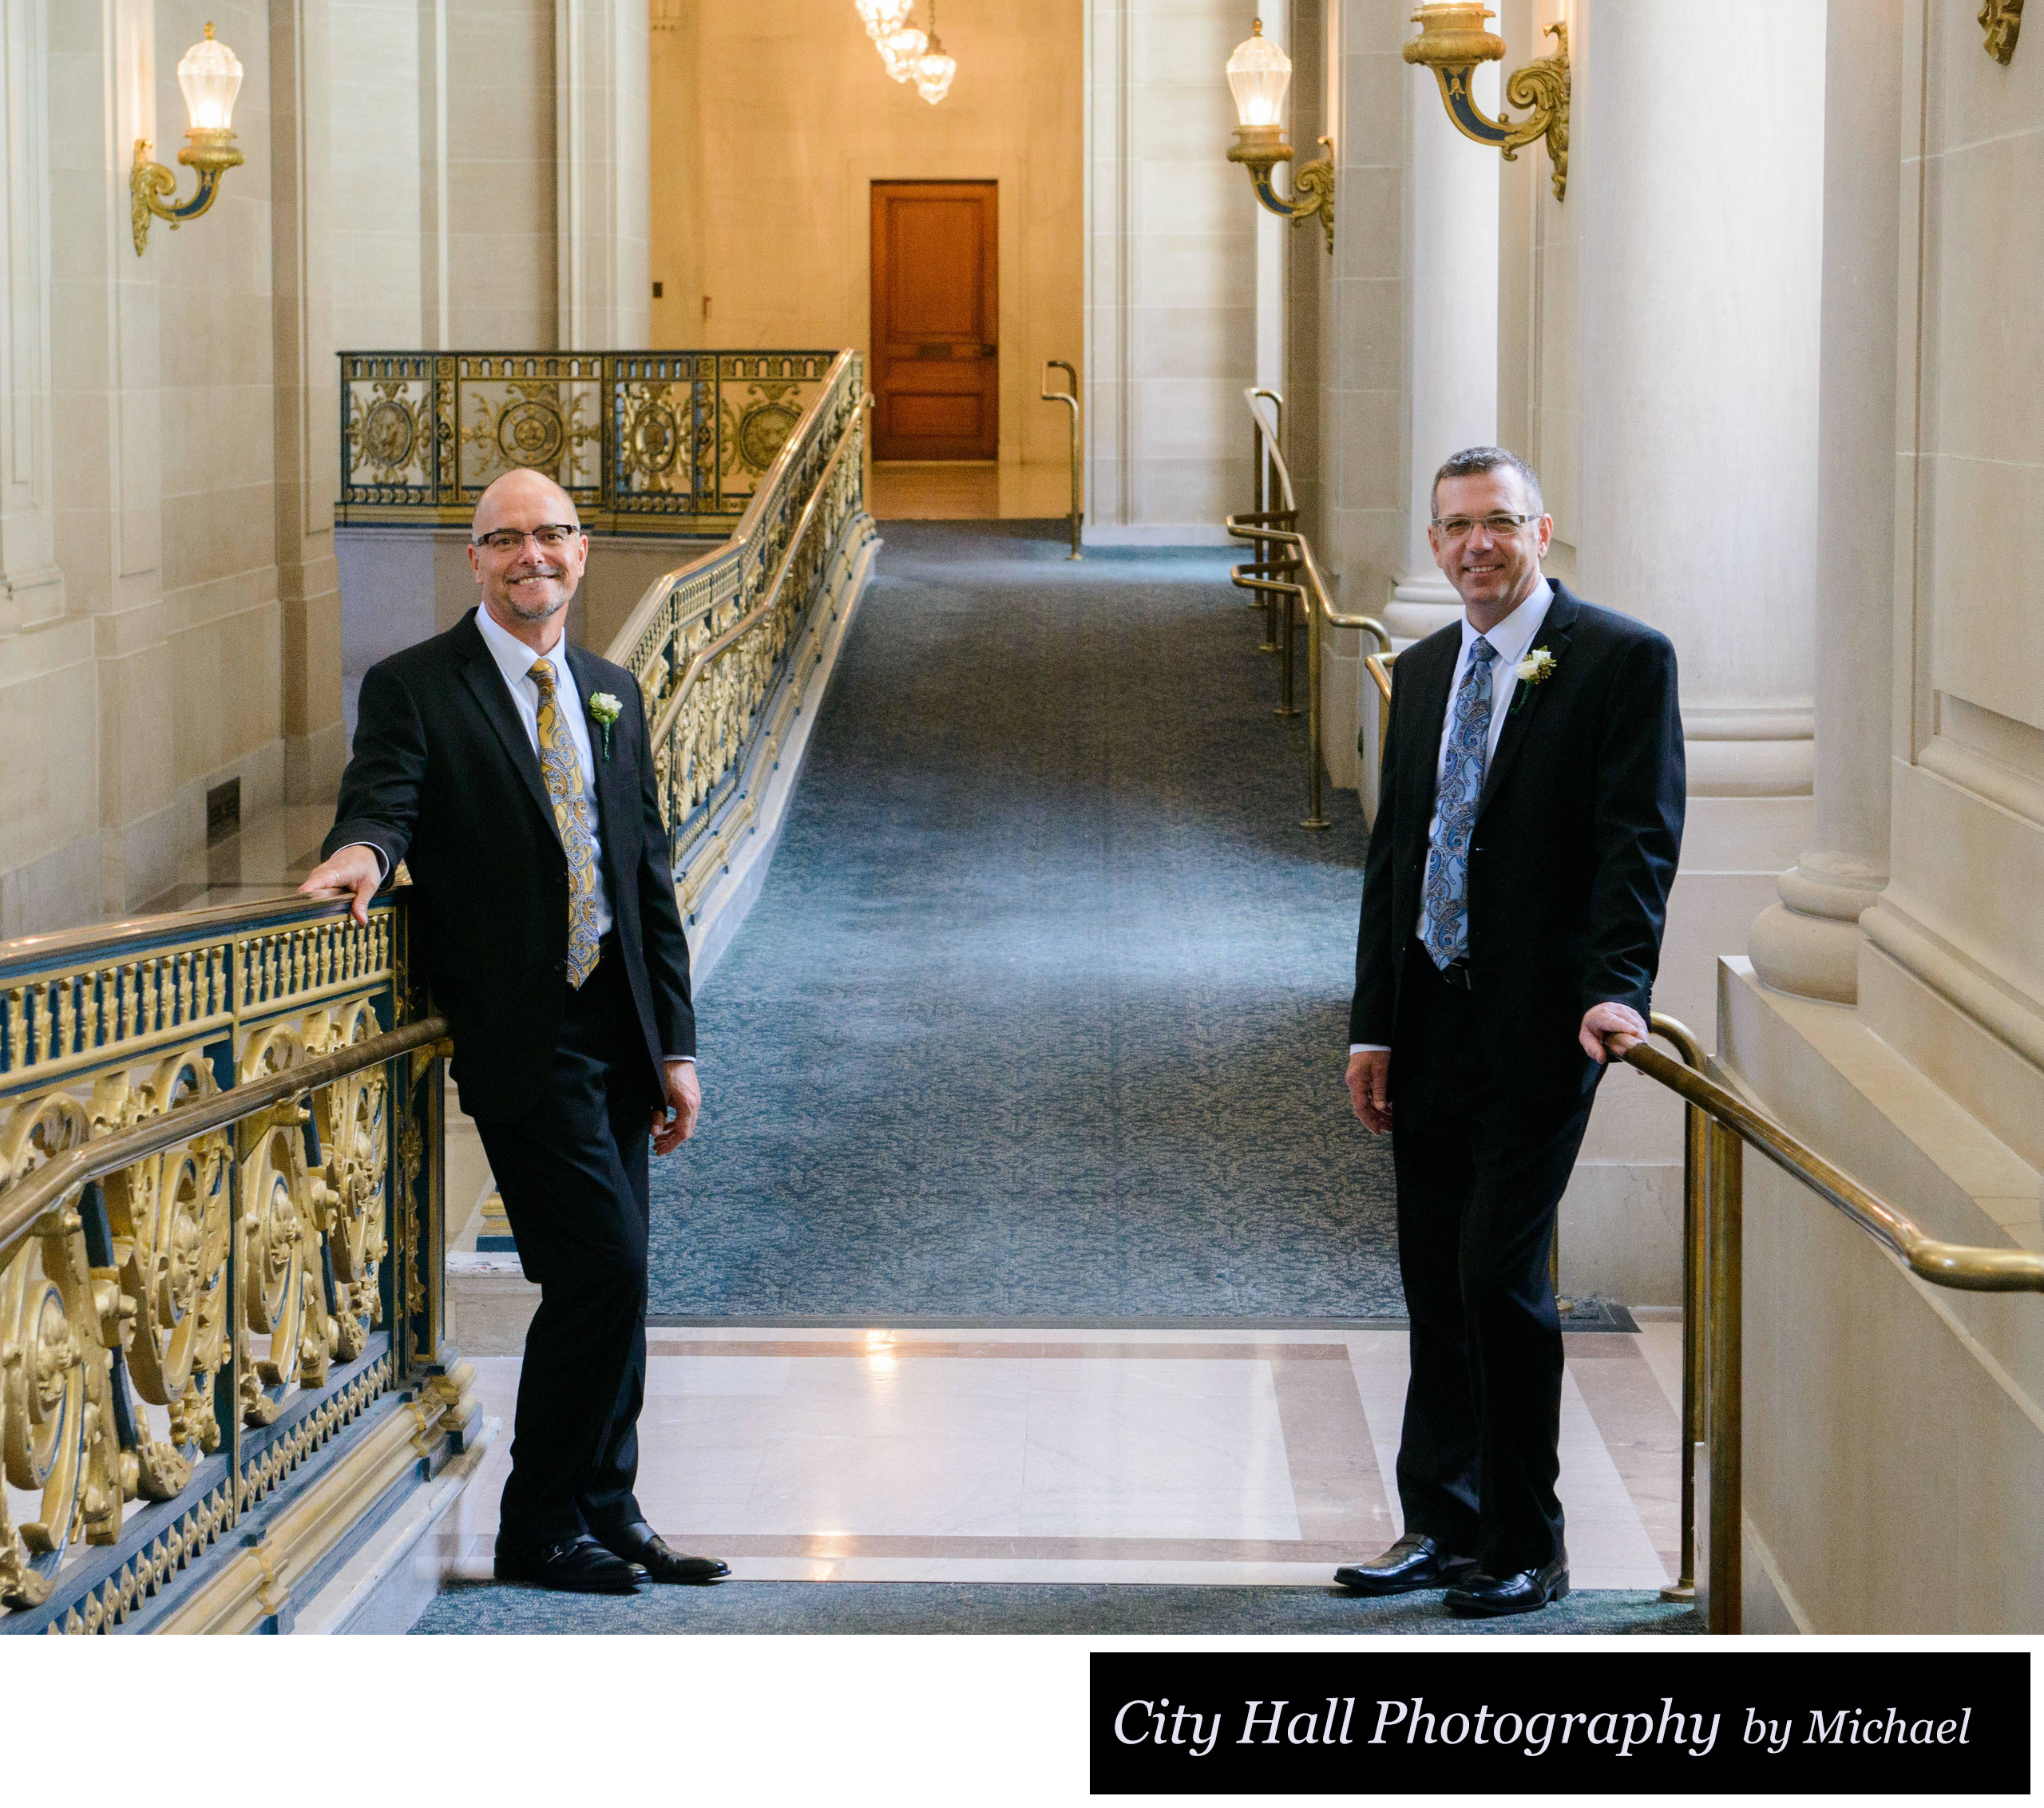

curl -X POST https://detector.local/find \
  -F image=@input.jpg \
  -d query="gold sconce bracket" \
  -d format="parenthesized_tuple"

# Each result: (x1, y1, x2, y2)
(131, 129, 244, 257)
(1403, 4, 1570, 203)
(1227, 129, 1337, 253)
(1982, 0, 2023, 63)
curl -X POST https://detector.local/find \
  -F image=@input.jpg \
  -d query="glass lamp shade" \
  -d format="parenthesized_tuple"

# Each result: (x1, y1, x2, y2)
(178, 23, 243, 133)
(854, 0, 914, 42)
(1225, 20, 1291, 128)
(877, 24, 927, 80)
(913, 36, 957, 104)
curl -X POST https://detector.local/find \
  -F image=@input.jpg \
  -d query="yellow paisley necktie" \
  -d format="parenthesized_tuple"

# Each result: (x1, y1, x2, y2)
(529, 659, 601, 987)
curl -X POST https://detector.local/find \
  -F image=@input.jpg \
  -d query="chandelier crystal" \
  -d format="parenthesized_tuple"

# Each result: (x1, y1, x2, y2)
(854, 0, 914, 41)
(910, 0, 955, 102)
(877, 22, 928, 79)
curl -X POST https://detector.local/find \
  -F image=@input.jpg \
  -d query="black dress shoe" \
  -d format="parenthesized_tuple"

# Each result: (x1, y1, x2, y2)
(598, 1520, 731, 1584)
(494, 1533, 639, 1595)
(1444, 1557, 1570, 1618)
(1333, 1533, 1480, 1596)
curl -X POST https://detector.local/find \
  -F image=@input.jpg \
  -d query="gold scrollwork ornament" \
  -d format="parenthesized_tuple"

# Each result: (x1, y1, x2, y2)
(1983, 0, 2023, 62)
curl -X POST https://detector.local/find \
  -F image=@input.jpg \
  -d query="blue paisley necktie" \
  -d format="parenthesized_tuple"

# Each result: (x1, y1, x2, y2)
(529, 659, 601, 988)
(1417, 635, 1499, 971)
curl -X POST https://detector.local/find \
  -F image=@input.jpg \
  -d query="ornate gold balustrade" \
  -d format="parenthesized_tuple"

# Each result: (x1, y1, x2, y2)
(604, 351, 874, 912)
(0, 892, 472, 1634)
(337, 348, 845, 536)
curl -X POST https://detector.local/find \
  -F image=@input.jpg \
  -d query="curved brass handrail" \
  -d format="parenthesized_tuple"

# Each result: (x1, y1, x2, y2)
(0, 888, 368, 972)
(0, 1013, 451, 1265)
(608, 349, 862, 664)
(1040, 360, 1083, 560)
(1622, 1039, 2044, 1292)
(648, 391, 864, 751)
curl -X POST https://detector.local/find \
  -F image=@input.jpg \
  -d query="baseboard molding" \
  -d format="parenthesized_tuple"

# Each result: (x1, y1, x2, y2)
(1082, 523, 1236, 548)
(291, 1418, 501, 1634)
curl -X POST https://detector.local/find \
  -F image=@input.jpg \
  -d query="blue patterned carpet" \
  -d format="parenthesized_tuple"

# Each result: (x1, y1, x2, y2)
(413, 1580, 1697, 1636)
(648, 520, 1397, 1319)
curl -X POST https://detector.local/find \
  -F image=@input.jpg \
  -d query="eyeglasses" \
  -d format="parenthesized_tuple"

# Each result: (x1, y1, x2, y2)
(1430, 512, 1539, 540)
(471, 524, 580, 554)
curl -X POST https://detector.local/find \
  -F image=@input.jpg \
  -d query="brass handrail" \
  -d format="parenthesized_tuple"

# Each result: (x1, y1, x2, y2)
(0, 888, 366, 972)
(1643, 1012, 1708, 1608)
(1619, 1013, 2044, 1634)
(1622, 1041, 2044, 1292)
(0, 1013, 450, 1266)
(1040, 360, 1083, 560)
(608, 349, 862, 667)
(1226, 389, 1389, 829)
(649, 390, 864, 750)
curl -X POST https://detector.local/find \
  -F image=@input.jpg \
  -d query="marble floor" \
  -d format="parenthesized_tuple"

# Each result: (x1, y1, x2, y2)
(868, 461, 1076, 520)
(435, 1319, 1688, 1591)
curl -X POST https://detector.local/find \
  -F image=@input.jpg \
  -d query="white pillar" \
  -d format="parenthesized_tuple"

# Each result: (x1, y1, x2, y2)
(1384, 55, 1499, 644)
(1573, 0, 1825, 1043)
(1746, 0, 1901, 1003)
(556, 0, 652, 348)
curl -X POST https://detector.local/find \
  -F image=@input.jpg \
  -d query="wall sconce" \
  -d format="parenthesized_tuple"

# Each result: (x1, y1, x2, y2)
(130, 23, 244, 256)
(1225, 21, 1335, 254)
(1402, 3, 1570, 202)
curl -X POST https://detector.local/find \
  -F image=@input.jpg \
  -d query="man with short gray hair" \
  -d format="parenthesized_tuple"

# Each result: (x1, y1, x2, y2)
(1335, 446, 1685, 1616)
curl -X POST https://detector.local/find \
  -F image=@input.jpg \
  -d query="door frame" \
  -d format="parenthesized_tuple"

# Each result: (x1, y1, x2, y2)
(834, 152, 1036, 466)
(869, 179, 1000, 461)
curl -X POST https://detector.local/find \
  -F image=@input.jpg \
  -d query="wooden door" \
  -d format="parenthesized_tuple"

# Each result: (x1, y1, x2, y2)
(870, 181, 998, 460)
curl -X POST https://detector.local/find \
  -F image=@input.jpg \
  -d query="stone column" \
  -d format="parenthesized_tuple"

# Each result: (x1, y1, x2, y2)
(556, 0, 652, 348)
(274, 0, 346, 805)
(1574, 0, 1826, 1045)
(1383, 49, 1499, 646)
(1745, 0, 1901, 1003)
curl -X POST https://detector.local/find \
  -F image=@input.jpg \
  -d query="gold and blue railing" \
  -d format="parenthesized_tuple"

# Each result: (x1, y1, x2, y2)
(604, 352, 873, 910)
(338, 348, 848, 536)
(337, 346, 876, 915)
(0, 890, 474, 1633)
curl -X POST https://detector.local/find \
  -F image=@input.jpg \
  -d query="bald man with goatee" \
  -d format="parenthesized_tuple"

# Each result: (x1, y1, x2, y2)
(303, 469, 728, 1596)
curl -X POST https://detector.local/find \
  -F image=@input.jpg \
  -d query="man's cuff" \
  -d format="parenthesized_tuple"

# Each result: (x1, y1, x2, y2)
(337, 841, 390, 884)
(1349, 1043, 1390, 1054)
(664, 1055, 695, 1065)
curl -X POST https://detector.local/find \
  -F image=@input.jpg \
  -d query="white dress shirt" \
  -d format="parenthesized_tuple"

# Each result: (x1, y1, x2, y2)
(1351, 578, 1554, 1054)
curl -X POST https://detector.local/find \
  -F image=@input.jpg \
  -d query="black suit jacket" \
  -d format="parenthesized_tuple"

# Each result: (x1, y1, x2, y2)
(325, 607, 695, 1119)
(1350, 581, 1685, 1124)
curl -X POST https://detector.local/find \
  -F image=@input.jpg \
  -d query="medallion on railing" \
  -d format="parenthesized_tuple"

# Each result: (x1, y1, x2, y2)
(338, 350, 838, 534)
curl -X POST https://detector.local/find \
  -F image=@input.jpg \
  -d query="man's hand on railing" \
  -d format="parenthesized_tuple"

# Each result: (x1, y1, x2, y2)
(1346, 1049, 1392, 1135)
(299, 845, 384, 927)
(1581, 1000, 1648, 1064)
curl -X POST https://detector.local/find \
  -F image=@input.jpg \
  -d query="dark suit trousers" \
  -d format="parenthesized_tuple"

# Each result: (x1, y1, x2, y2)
(473, 936, 660, 1555)
(1388, 944, 1593, 1576)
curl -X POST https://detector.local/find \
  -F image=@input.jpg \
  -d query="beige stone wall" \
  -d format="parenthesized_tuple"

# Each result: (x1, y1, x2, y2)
(1088, 0, 1262, 536)
(648, 0, 1081, 469)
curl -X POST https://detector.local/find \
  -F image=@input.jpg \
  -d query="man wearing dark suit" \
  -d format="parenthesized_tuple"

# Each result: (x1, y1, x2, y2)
(1334, 446, 1684, 1616)
(301, 469, 730, 1596)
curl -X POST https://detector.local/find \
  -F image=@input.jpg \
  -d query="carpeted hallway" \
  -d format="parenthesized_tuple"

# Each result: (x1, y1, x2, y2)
(648, 519, 1398, 1319)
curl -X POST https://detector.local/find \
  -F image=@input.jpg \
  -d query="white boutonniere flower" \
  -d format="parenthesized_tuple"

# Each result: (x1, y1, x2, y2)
(588, 691, 623, 758)
(1515, 648, 1556, 686)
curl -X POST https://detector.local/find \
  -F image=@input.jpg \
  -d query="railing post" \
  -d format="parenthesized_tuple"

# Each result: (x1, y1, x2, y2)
(1665, 1097, 1709, 1603)
(1301, 581, 1330, 831)
(1705, 1119, 1743, 1633)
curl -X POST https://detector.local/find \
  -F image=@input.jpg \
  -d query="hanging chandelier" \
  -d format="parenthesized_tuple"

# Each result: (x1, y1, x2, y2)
(856, 0, 955, 101)
(913, 0, 956, 104)
(877, 19, 928, 80)
(854, 0, 913, 36)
